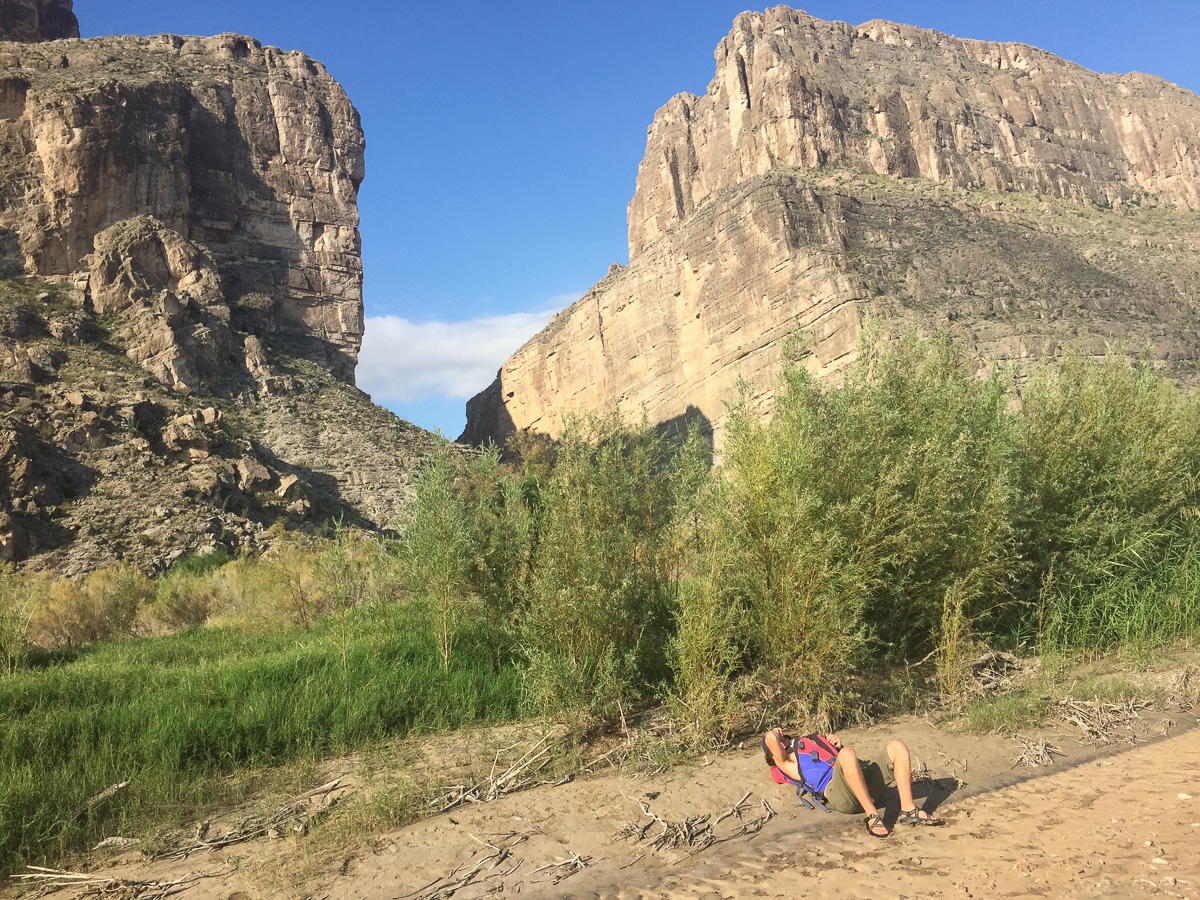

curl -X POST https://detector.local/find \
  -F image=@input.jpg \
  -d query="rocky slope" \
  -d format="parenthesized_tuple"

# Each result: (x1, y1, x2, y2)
(0, 3, 446, 574)
(463, 7, 1200, 448)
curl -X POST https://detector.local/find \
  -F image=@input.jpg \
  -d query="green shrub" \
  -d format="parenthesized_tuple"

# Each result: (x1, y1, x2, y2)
(720, 327, 1024, 719)
(401, 444, 476, 669)
(519, 415, 705, 726)
(1021, 349, 1200, 586)
(666, 487, 745, 740)
(459, 445, 535, 662)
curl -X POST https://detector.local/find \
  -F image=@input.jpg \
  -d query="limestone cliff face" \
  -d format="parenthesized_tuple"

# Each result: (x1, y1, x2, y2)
(0, 31, 364, 379)
(462, 173, 863, 444)
(463, 7, 1200, 448)
(0, 0, 77, 43)
(629, 6, 1200, 256)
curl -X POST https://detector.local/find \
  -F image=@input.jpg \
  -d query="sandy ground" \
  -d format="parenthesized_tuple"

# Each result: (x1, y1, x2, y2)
(30, 712, 1198, 900)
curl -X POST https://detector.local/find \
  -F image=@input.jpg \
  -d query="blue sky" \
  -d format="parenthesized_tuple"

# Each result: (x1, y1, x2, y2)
(83, 1, 1200, 438)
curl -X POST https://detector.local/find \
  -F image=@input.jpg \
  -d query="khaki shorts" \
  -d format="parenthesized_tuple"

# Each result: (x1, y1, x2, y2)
(824, 753, 895, 814)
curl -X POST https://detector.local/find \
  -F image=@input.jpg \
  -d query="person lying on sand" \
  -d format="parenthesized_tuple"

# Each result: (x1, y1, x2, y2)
(762, 727, 944, 837)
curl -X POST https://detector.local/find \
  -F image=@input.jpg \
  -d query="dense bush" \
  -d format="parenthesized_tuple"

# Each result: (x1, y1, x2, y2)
(518, 415, 707, 725)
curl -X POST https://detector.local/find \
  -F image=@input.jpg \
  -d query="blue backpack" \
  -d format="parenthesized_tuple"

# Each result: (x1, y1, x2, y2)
(764, 733, 840, 813)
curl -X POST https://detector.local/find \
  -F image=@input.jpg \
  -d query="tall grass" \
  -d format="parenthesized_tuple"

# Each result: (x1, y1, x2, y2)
(0, 604, 520, 871)
(1039, 519, 1200, 651)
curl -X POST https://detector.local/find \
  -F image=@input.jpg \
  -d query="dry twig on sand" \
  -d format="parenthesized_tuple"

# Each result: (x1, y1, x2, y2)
(1058, 697, 1152, 745)
(435, 731, 561, 813)
(149, 779, 344, 860)
(615, 791, 774, 857)
(529, 852, 593, 885)
(1164, 666, 1198, 711)
(1012, 736, 1063, 768)
(400, 832, 529, 900)
(10, 865, 224, 898)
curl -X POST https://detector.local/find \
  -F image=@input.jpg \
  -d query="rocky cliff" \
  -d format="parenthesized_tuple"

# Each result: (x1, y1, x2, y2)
(0, 0, 76, 43)
(462, 7, 1200, 448)
(0, 27, 365, 379)
(0, 4, 447, 574)
(628, 6, 1200, 255)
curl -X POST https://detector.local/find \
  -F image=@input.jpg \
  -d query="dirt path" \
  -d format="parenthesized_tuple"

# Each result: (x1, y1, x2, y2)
(38, 714, 1196, 900)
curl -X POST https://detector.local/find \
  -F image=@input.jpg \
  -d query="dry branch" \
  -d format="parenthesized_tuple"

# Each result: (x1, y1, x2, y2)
(10, 865, 224, 899)
(614, 792, 774, 857)
(1012, 736, 1062, 768)
(435, 731, 562, 813)
(1165, 666, 1198, 711)
(71, 781, 129, 820)
(1058, 697, 1152, 745)
(149, 781, 345, 860)
(399, 832, 530, 900)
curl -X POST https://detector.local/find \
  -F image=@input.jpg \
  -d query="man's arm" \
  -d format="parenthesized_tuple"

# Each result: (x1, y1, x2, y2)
(765, 729, 803, 783)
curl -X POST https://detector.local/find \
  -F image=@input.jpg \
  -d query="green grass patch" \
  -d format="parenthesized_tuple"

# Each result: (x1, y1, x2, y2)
(0, 603, 520, 873)
(961, 687, 1052, 733)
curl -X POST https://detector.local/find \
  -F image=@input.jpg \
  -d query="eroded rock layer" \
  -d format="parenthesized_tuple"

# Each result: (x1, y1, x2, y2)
(463, 8, 1200, 448)
(0, 31, 364, 378)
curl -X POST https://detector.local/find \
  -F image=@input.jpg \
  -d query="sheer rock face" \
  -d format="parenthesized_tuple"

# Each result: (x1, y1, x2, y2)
(463, 8, 1200, 448)
(0, 32, 365, 380)
(0, 0, 78, 43)
(628, 6, 1200, 256)
(461, 174, 863, 446)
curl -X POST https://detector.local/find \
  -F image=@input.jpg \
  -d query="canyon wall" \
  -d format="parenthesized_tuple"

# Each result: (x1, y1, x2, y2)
(463, 7, 1200, 448)
(0, 0, 77, 43)
(0, 27, 365, 378)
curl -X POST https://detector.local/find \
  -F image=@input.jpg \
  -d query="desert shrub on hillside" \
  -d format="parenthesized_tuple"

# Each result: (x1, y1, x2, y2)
(27, 564, 152, 648)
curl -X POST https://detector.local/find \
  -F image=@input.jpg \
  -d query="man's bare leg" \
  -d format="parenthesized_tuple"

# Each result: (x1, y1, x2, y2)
(887, 739, 941, 823)
(887, 739, 916, 810)
(835, 748, 887, 835)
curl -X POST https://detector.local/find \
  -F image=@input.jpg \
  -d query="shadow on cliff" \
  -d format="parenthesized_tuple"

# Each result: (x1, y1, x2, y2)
(185, 99, 354, 380)
(654, 404, 714, 463)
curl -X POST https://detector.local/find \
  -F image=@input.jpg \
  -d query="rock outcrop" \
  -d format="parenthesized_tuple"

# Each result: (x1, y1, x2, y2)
(0, 0, 77, 43)
(0, 30, 364, 379)
(463, 7, 1200, 448)
(0, 9, 453, 574)
(629, 6, 1200, 255)
(0, 277, 445, 575)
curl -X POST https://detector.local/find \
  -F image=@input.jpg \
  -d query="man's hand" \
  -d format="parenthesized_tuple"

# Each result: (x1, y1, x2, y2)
(826, 733, 844, 750)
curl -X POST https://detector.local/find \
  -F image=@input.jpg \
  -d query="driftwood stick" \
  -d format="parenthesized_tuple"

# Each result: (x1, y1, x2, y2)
(71, 781, 129, 819)
(296, 778, 341, 800)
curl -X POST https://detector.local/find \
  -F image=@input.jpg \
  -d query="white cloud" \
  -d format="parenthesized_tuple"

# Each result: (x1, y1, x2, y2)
(356, 298, 576, 404)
